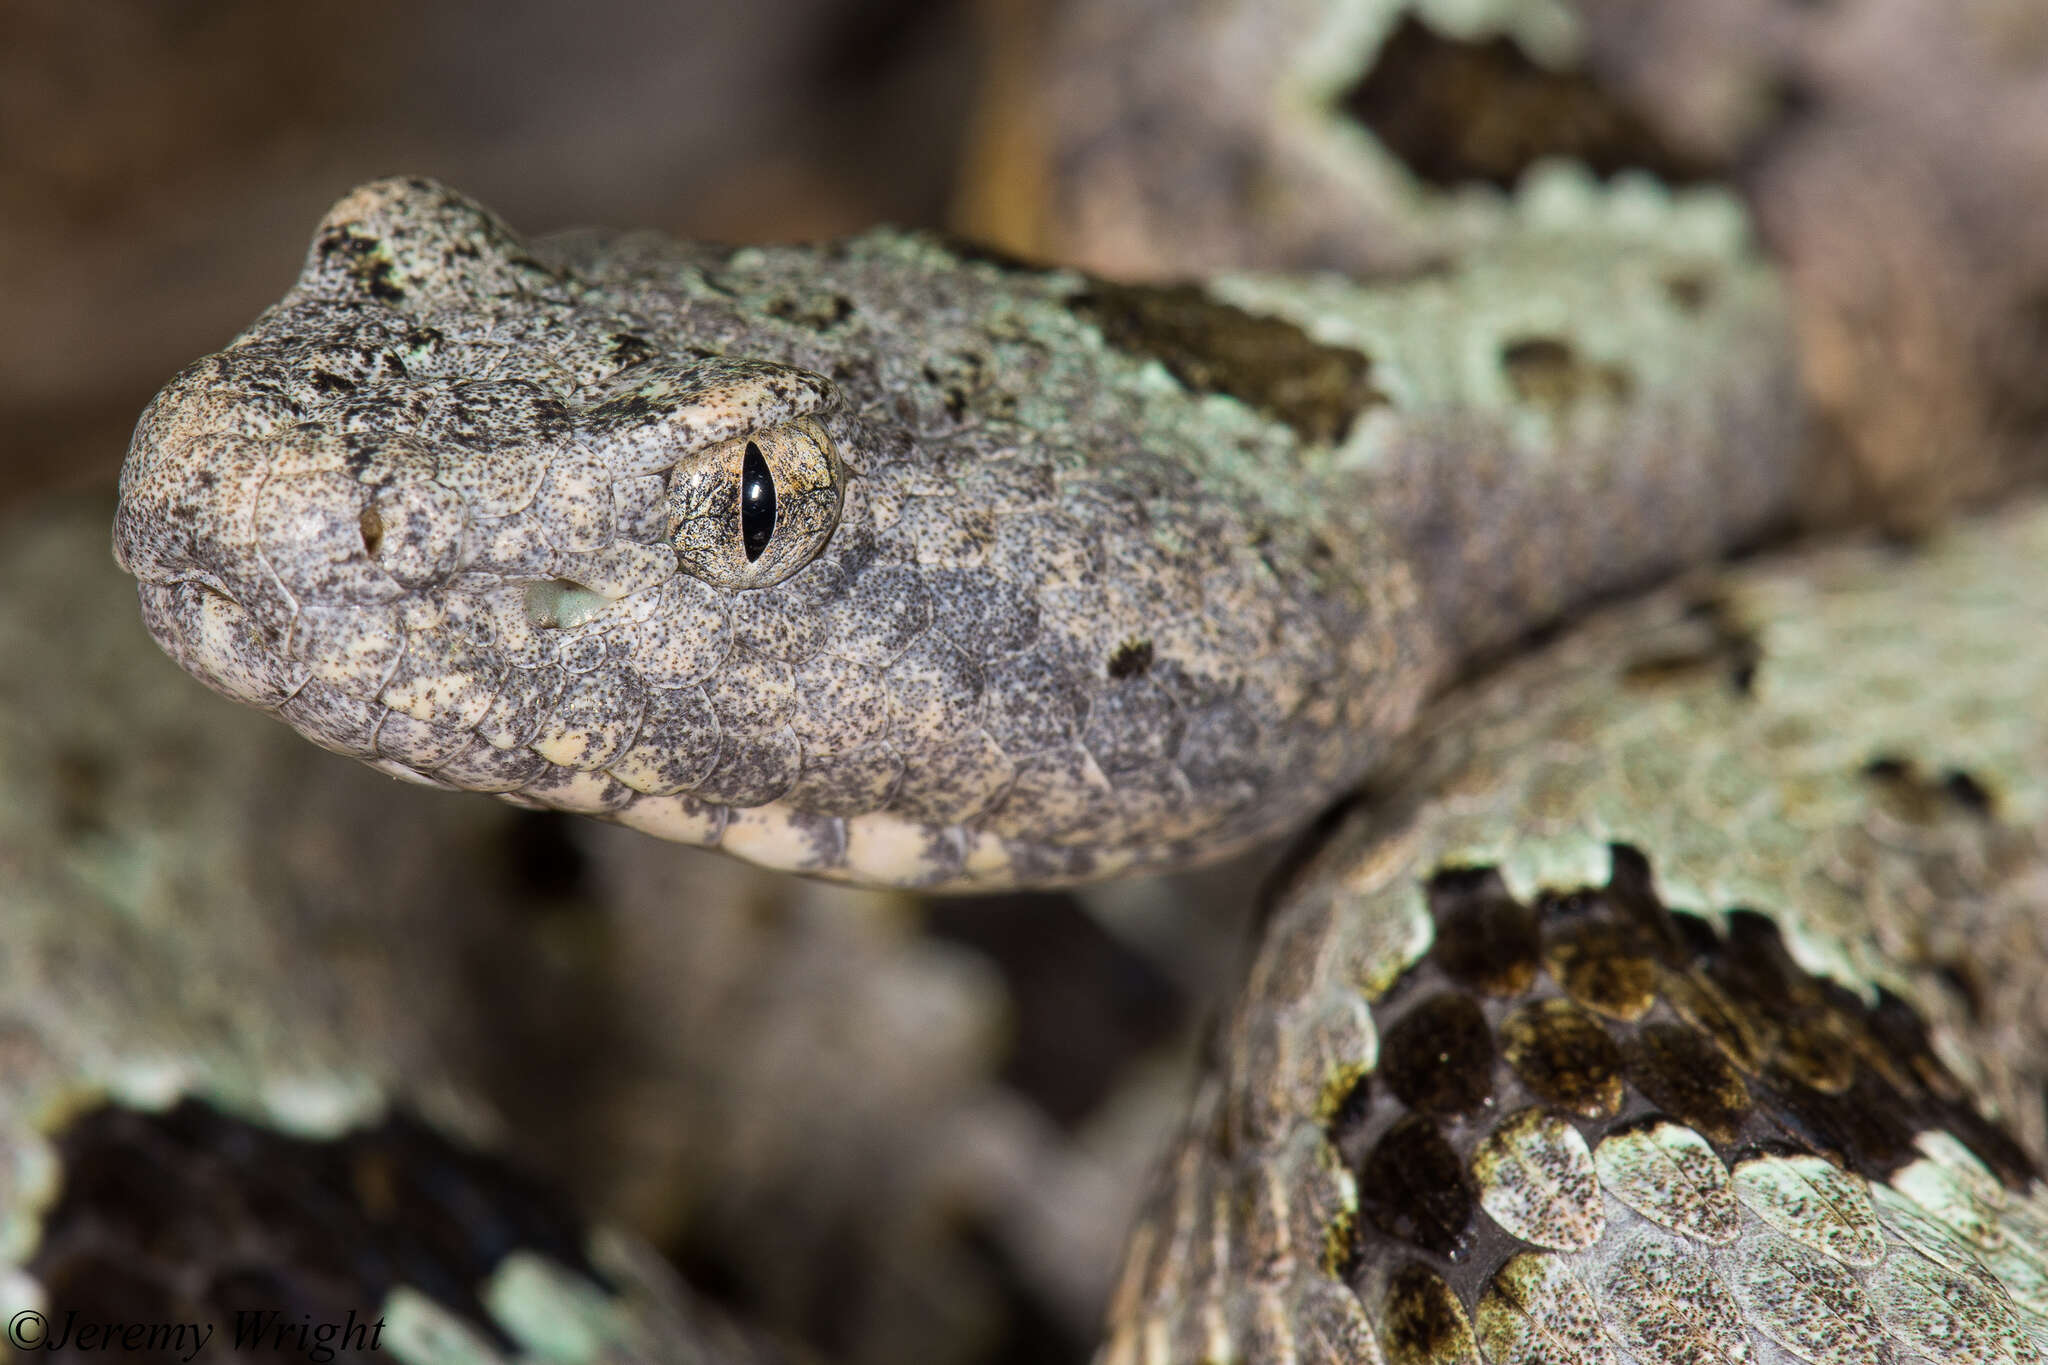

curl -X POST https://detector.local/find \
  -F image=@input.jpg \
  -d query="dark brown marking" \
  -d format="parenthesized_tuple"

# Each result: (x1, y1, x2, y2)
(1622, 594, 1762, 696)
(1660, 973, 1765, 1073)
(1073, 282, 1385, 444)
(919, 350, 990, 421)
(1627, 1022, 1754, 1143)
(1426, 866, 1540, 996)
(1664, 272, 1712, 314)
(605, 332, 658, 368)
(1107, 639, 1154, 679)
(1863, 755, 2001, 823)
(1341, 16, 1725, 189)
(28, 1100, 608, 1339)
(316, 226, 405, 302)
(1357, 1117, 1478, 1261)
(1705, 910, 1857, 1093)
(1500, 338, 1634, 410)
(1941, 769, 1995, 815)
(1862, 990, 2036, 1186)
(1604, 844, 1701, 960)
(1499, 998, 1625, 1119)
(1330, 1073, 1375, 1141)
(1540, 898, 1661, 1021)
(1379, 991, 1496, 1116)
(1382, 1262, 1477, 1365)
(767, 293, 856, 330)
(358, 505, 385, 559)
(1345, 836, 2039, 1311)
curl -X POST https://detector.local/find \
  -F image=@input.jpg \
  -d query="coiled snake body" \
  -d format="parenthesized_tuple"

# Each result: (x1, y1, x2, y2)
(22, 3, 2048, 1362)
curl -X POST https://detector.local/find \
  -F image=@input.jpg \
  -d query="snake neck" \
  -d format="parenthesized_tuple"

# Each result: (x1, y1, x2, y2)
(1318, 361, 1812, 681)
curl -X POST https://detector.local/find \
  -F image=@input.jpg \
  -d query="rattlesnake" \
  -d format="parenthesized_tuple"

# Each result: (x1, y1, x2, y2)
(14, 3, 2048, 1363)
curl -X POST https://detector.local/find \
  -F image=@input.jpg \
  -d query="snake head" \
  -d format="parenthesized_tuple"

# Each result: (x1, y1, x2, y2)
(114, 178, 1385, 889)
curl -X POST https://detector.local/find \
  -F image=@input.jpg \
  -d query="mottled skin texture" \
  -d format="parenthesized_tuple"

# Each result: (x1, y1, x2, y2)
(1019, 0, 2048, 522)
(114, 175, 1795, 890)
(1103, 500, 2048, 1365)
(1, 500, 1170, 1365)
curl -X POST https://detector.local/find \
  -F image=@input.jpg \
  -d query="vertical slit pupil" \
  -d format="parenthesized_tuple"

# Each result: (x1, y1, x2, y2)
(740, 440, 775, 561)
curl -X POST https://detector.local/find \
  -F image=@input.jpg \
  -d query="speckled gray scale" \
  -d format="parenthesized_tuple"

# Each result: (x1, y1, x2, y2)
(1475, 1255, 1616, 1365)
(1470, 1110, 1604, 1253)
(1601, 1238, 1752, 1365)
(1728, 1234, 1889, 1365)
(1731, 1155, 1884, 1268)
(115, 174, 1800, 889)
(1100, 500, 2048, 1365)
(1872, 1252, 2039, 1365)
(1594, 1122, 1741, 1245)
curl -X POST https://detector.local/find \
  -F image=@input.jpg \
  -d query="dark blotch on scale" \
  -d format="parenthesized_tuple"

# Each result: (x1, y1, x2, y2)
(1499, 998, 1625, 1119)
(1863, 754, 2003, 824)
(1379, 991, 1496, 1116)
(1427, 866, 1540, 995)
(1539, 890, 1663, 1021)
(1622, 597, 1763, 696)
(1710, 910, 1859, 1092)
(1412, 843, 2037, 1189)
(1073, 281, 1386, 444)
(1500, 338, 1634, 411)
(1626, 1022, 1754, 1142)
(1341, 15, 1726, 190)
(27, 1100, 609, 1344)
(1357, 1116, 1478, 1261)
(316, 226, 406, 302)
(1107, 639, 1154, 679)
(1382, 1263, 1477, 1365)
(1330, 1073, 1376, 1142)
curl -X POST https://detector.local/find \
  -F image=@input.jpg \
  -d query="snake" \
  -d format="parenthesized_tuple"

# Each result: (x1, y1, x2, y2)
(14, 0, 2048, 1361)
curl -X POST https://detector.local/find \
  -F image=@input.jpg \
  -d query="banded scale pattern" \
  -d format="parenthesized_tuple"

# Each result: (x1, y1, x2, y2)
(1102, 498, 2048, 1365)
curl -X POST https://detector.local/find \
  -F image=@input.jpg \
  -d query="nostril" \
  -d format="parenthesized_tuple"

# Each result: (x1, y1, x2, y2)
(359, 505, 385, 557)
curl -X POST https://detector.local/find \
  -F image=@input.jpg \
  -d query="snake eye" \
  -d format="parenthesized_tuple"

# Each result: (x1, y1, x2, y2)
(740, 440, 775, 560)
(665, 416, 845, 590)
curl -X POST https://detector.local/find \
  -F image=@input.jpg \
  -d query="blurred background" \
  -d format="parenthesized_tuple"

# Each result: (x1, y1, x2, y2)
(3, 0, 1006, 510)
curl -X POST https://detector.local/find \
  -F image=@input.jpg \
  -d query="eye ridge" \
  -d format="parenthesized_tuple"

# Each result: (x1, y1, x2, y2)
(740, 438, 776, 562)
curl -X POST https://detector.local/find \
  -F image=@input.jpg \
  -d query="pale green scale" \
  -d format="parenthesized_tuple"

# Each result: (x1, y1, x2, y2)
(1731, 1157, 1886, 1268)
(1593, 1124, 1742, 1245)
